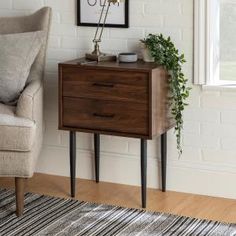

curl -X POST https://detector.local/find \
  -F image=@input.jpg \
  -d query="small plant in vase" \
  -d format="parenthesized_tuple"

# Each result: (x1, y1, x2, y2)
(141, 34, 191, 155)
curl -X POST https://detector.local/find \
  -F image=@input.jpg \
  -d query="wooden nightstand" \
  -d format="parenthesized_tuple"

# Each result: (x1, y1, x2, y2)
(58, 58, 174, 208)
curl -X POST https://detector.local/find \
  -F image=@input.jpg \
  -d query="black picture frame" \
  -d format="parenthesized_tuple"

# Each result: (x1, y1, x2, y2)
(77, 0, 129, 28)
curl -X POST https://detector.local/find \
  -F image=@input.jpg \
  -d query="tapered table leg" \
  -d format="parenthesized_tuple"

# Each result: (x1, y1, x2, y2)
(161, 132, 167, 192)
(94, 133, 100, 183)
(70, 131, 76, 197)
(141, 139, 147, 208)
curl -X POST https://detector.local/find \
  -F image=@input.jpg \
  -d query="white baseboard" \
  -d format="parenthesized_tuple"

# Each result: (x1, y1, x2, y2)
(36, 146, 236, 200)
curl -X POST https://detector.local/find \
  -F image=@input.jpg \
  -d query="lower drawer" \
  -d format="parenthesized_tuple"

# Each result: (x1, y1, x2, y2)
(63, 97, 149, 136)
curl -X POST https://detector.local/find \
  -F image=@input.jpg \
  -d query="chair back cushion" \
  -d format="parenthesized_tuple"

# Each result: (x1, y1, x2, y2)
(0, 31, 45, 104)
(0, 7, 52, 83)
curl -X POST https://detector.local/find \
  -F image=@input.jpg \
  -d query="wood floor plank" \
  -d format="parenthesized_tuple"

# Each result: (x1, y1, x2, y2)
(0, 173, 235, 223)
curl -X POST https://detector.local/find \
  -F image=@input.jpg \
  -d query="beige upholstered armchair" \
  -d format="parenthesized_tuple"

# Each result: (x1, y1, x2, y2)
(0, 7, 51, 216)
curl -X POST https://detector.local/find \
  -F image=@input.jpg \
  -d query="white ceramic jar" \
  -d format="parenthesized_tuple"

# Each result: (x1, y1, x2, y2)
(140, 42, 154, 62)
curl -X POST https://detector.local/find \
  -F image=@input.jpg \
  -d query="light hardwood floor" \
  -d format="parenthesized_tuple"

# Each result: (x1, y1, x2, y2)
(0, 173, 235, 223)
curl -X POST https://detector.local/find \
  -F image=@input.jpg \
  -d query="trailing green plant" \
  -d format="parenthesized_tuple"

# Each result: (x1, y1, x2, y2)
(141, 34, 191, 155)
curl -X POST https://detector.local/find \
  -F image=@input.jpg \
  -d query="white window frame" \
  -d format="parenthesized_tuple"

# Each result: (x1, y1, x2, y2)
(194, 0, 235, 86)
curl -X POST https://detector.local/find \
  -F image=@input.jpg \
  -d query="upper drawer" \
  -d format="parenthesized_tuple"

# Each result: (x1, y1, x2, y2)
(61, 67, 148, 103)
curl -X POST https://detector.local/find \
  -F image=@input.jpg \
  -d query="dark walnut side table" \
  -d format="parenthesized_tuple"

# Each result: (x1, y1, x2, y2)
(58, 58, 174, 208)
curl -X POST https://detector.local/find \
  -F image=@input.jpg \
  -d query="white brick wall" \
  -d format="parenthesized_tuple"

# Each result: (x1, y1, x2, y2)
(0, 0, 12, 9)
(1, 0, 236, 199)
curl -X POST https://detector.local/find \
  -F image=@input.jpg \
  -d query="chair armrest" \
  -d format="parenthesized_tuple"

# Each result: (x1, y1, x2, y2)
(16, 80, 43, 124)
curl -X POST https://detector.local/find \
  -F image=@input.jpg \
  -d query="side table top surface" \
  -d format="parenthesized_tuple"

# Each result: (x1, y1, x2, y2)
(59, 58, 163, 72)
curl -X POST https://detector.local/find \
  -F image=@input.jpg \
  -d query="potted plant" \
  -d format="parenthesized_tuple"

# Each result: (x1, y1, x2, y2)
(140, 34, 191, 155)
(140, 41, 154, 62)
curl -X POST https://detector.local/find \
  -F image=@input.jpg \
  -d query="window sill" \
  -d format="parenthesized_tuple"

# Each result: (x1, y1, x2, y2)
(202, 84, 236, 91)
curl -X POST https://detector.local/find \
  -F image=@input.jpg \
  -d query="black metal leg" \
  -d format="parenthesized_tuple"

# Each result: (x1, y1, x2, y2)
(141, 139, 147, 208)
(161, 132, 167, 192)
(94, 134, 100, 183)
(70, 131, 76, 197)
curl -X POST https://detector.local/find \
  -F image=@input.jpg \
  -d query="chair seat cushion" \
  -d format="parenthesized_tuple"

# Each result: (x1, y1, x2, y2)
(0, 113, 36, 152)
(0, 103, 15, 115)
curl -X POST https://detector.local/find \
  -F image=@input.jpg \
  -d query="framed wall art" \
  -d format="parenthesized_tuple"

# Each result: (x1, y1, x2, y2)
(77, 0, 129, 28)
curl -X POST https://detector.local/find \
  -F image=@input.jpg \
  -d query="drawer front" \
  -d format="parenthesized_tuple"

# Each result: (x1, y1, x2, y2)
(62, 67, 148, 103)
(63, 97, 148, 135)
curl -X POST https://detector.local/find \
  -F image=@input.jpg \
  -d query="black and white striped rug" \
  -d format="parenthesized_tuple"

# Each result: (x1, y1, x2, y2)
(0, 188, 235, 236)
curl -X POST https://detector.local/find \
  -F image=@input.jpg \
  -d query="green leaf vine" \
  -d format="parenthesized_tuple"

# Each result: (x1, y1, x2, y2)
(141, 34, 191, 155)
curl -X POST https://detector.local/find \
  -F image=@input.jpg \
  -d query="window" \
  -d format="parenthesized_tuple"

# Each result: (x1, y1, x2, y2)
(194, 0, 236, 86)
(220, 0, 236, 84)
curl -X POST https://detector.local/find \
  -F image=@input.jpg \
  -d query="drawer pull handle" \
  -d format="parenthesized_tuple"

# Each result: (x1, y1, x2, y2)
(92, 82, 114, 88)
(93, 113, 115, 119)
